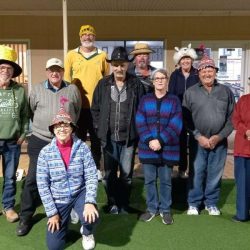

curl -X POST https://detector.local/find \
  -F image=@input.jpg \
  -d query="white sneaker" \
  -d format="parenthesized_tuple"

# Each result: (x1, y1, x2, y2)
(82, 234, 95, 250)
(70, 208, 79, 224)
(97, 170, 103, 181)
(205, 206, 221, 216)
(187, 206, 199, 215)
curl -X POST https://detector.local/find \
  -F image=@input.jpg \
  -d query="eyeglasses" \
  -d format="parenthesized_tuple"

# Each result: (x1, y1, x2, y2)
(153, 77, 168, 82)
(0, 65, 14, 71)
(54, 123, 71, 130)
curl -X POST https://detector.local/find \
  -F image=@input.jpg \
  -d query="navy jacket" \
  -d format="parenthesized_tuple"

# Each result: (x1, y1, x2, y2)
(168, 66, 199, 103)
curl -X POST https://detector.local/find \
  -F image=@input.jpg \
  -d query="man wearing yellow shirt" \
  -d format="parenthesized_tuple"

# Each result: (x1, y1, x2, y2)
(64, 24, 110, 181)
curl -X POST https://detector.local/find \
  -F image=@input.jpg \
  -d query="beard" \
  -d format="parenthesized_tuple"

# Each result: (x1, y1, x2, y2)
(81, 41, 95, 48)
(138, 61, 147, 69)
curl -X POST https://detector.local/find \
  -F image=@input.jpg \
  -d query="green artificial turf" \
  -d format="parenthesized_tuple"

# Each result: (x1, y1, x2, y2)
(0, 178, 250, 250)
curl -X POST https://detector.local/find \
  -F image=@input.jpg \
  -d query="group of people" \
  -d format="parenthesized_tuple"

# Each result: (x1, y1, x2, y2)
(0, 23, 249, 250)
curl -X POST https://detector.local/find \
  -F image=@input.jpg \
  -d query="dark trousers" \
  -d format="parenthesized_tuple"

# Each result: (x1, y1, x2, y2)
(46, 189, 97, 250)
(19, 135, 49, 221)
(0, 140, 20, 210)
(234, 156, 250, 220)
(102, 140, 135, 208)
(76, 108, 101, 169)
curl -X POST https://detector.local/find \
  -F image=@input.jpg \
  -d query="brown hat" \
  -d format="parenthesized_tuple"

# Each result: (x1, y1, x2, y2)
(129, 42, 155, 55)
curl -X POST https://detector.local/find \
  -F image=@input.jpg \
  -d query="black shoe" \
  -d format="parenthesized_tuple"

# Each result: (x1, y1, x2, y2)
(16, 220, 32, 236)
(160, 212, 174, 225)
(231, 215, 249, 223)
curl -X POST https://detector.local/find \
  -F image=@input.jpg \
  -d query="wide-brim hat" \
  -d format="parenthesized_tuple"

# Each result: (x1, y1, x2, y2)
(106, 46, 133, 63)
(129, 42, 155, 55)
(48, 107, 77, 134)
(197, 54, 219, 72)
(0, 45, 22, 78)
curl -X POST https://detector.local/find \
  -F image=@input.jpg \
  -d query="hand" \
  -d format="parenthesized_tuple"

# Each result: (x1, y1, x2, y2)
(246, 130, 250, 140)
(149, 139, 161, 151)
(17, 137, 25, 145)
(83, 203, 99, 224)
(197, 135, 210, 149)
(208, 135, 221, 149)
(47, 214, 60, 233)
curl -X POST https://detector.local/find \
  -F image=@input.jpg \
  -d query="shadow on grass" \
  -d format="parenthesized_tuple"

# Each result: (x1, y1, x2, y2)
(95, 178, 145, 247)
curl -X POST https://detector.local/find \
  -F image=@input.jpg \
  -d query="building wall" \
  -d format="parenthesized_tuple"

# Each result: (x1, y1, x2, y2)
(1, 15, 250, 84)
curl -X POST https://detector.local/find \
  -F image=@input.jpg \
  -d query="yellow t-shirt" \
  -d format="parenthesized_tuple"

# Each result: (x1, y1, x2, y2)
(64, 47, 110, 108)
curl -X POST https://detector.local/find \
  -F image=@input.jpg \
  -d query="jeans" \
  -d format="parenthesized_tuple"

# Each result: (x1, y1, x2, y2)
(188, 140, 227, 208)
(234, 157, 250, 220)
(0, 140, 20, 210)
(20, 135, 48, 221)
(47, 189, 98, 250)
(102, 139, 135, 208)
(76, 108, 101, 169)
(143, 164, 172, 214)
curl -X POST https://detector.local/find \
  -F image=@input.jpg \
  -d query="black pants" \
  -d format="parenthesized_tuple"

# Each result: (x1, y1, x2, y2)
(76, 108, 101, 169)
(19, 135, 49, 221)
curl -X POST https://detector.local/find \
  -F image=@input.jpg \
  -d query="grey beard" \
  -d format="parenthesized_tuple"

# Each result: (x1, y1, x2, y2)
(81, 41, 95, 48)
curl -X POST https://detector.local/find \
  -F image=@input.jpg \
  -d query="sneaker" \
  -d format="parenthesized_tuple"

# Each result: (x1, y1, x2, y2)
(2, 208, 19, 223)
(205, 206, 221, 216)
(82, 234, 95, 250)
(139, 211, 156, 222)
(109, 205, 119, 215)
(160, 212, 174, 225)
(97, 170, 103, 181)
(187, 206, 199, 215)
(70, 208, 79, 224)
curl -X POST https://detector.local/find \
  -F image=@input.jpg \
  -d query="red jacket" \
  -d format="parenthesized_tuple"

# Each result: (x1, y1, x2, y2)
(232, 94, 250, 157)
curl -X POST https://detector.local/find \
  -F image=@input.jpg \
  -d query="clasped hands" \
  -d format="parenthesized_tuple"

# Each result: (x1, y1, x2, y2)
(197, 135, 221, 149)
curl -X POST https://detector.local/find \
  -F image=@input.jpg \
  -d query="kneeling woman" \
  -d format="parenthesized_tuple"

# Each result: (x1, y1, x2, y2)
(136, 69, 182, 225)
(36, 105, 98, 250)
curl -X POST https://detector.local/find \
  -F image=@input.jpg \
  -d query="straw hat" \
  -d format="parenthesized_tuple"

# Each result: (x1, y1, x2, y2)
(129, 42, 155, 55)
(0, 45, 22, 78)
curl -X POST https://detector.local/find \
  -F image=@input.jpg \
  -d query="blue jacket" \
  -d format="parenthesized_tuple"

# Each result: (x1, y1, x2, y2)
(36, 135, 98, 217)
(168, 67, 199, 103)
(136, 93, 183, 166)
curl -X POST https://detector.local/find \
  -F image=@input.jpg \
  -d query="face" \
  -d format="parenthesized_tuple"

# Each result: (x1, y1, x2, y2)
(46, 66, 64, 87)
(111, 61, 129, 80)
(152, 72, 168, 92)
(80, 33, 96, 48)
(134, 54, 150, 69)
(198, 67, 216, 87)
(0, 63, 14, 83)
(179, 57, 192, 71)
(53, 122, 73, 143)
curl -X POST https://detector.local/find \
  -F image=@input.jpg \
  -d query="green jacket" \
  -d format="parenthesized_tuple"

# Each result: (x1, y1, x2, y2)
(0, 80, 29, 140)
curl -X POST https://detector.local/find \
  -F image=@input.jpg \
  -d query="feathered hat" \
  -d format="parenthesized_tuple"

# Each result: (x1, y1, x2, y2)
(48, 96, 77, 134)
(173, 43, 198, 65)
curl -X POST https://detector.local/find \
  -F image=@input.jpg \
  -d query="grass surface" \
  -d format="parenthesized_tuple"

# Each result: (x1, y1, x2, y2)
(0, 178, 250, 250)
